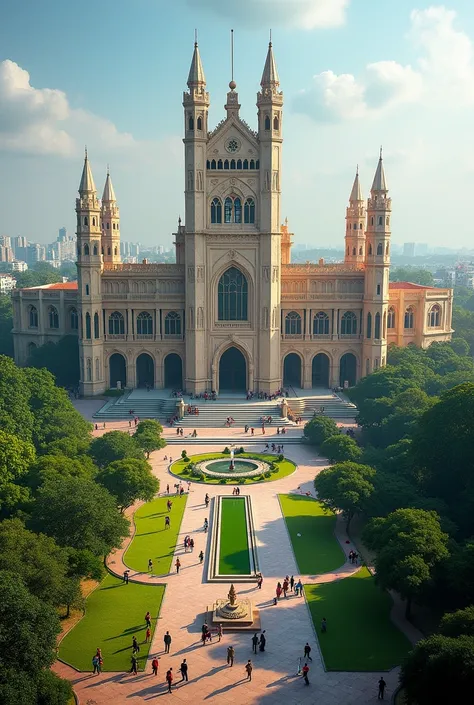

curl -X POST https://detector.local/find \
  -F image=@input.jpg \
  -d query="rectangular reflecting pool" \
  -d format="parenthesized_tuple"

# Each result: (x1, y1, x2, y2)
(208, 495, 259, 582)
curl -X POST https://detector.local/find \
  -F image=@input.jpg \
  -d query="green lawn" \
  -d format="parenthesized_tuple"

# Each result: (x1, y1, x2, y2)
(59, 573, 165, 671)
(305, 567, 411, 671)
(123, 495, 187, 574)
(171, 452, 296, 485)
(219, 498, 251, 574)
(279, 494, 345, 574)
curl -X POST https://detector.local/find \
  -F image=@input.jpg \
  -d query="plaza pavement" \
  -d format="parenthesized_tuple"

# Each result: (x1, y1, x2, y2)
(54, 414, 418, 704)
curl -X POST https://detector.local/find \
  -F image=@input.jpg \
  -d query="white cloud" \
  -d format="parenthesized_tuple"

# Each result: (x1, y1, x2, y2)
(295, 5, 474, 121)
(0, 60, 135, 157)
(185, 0, 349, 29)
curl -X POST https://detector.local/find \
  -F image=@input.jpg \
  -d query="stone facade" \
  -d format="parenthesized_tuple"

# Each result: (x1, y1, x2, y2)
(11, 42, 453, 395)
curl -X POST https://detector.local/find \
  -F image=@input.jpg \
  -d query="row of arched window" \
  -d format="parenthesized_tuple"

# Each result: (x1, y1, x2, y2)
(207, 159, 259, 170)
(80, 243, 119, 257)
(264, 115, 279, 131)
(284, 311, 358, 336)
(386, 304, 441, 330)
(188, 115, 203, 131)
(211, 197, 255, 224)
(28, 305, 77, 330)
(107, 311, 182, 337)
(346, 243, 389, 257)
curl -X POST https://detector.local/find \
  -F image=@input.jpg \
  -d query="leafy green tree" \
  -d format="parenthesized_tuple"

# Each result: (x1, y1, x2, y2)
(67, 548, 105, 582)
(27, 335, 80, 388)
(320, 434, 362, 463)
(25, 453, 97, 491)
(440, 606, 474, 637)
(35, 670, 73, 705)
(97, 458, 159, 511)
(14, 262, 61, 288)
(444, 540, 474, 608)
(0, 294, 13, 357)
(89, 430, 143, 467)
(134, 419, 167, 458)
(0, 430, 35, 513)
(30, 475, 129, 556)
(400, 634, 474, 704)
(0, 356, 34, 441)
(314, 461, 375, 529)
(303, 416, 339, 445)
(363, 508, 449, 617)
(390, 267, 435, 286)
(363, 470, 419, 518)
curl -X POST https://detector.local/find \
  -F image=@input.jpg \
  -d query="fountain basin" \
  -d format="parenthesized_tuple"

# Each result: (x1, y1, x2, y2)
(196, 457, 268, 479)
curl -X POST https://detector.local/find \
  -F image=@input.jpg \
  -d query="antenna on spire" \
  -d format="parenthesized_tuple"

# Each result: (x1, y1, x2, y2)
(380, 145, 383, 159)
(269, 28, 272, 46)
(231, 29, 234, 82)
(107, 163, 110, 176)
(194, 28, 198, 47)
(356, 164, 359, 175)
(84, 145, 88, 159)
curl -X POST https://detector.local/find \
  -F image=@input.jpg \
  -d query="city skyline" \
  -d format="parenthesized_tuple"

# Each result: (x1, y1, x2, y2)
(1, 1, 474, 247)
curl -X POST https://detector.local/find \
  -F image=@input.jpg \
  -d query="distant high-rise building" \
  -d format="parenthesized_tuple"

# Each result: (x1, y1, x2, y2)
(416, 243, 428, 256)
(0, 273, 16, 293)
(27, 243, 46, 264)
(11, 261, 28, 272)
(0, 245, 14, 262)
(403, 242, 416, 257)
(58, 227, 68, 241)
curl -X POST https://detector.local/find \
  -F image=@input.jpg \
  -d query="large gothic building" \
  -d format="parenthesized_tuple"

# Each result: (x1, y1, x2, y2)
(12, 42, 453, 395)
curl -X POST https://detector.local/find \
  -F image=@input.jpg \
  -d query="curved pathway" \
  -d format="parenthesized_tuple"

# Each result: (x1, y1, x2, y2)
(54, 428, 418, 705)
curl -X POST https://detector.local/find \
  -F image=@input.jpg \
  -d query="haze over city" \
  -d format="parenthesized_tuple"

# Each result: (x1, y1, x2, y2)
(1, 0, 474, 248)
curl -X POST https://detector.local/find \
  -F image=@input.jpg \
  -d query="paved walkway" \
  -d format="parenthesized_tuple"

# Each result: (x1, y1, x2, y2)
(54, 432, 415, 705)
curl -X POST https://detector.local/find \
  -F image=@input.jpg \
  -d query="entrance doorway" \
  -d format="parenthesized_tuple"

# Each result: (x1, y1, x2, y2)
(109, 353, 126, 388)
(136, 353, 154, 388)
(339, 353, 357, 388)
(219, 347, 247, 392)
(312, 353, 330, 387)
(164, 353, 183, 389)
(283, 353, 302, 387)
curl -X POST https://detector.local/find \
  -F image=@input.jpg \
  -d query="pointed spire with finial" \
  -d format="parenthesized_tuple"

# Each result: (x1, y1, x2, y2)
(350, 165, 363, 202)
(79, 147, 97, 194)
(261, 32, 280, 88)
(187, 32, 206, 88)
(371, 146, 388, 192)
(102, 166, 117, 203)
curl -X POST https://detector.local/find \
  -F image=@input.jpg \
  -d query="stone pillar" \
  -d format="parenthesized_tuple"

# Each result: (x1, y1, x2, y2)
(281, 398, 288, 419)
(177, 398, 185, 419)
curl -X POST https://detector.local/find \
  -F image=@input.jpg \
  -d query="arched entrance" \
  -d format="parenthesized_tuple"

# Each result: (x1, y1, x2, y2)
(136, 353, 154, 388)
(164, 353, 183, 389)
(312, 353, 330, 387)
(283, 353, 302, 387)
(219, 347, 247, 392)
(339, 353, 357, 388)
(109, 353, 126, 389)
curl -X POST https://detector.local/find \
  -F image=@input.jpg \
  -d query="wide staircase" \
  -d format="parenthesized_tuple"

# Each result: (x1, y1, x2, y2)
(288, 395, 358, 421)
(93, 391, 177, 421)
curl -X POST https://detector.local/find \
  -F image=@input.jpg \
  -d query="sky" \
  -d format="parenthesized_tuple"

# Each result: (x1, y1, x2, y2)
(1, 0, 474, 249)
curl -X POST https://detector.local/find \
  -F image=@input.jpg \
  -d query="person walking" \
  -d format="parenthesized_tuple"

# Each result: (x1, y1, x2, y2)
(175, 557, 181, 574)
(282, 578, 289, 598)
(164, 631, 172, 654)
(205, 493, 210, 508)
(165, 516, 170, 530)
(217, 623, 223, 642)
(179, 659, 188, 682)
(148, 559, 153, 573)
(123, 569, 130, 584)
(245, 659, 253, 681)
(92, 655, 100, 674)
(257, 573, 263, 589)
(378, 677, 387, 700)
(145, 627, 151, 643)
(252, 633, 259, 654)
(259, 631, 266, 652)
(199, 550, 204, 564)
(302, 662, 310, 685)
(295, 579, 303, 596)
(151, 657, 159, 676)
(321, 617, 327, 633)
(276, 583, 282, 601)
(130, 655, 138, 675)
(227, 645, 235, 666)
(145, 611, 152, 628)
(166, 668, 173, 693)
(132, 636, 140, 654)
(304, 642, 312, 661)
(203, 518, 208, 533)
(290, 575, 295, 592)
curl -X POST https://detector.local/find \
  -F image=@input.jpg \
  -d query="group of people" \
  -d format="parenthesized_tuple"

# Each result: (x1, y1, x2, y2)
(91, 648, 103, 674)
(274, 575, 303, 602)
(189, 390, 217, 400)
(186, 405, 200, 415)
(251, 631, 266, 653)
(175, 426, 184, 436)
(248, 388, 288, 401)
(231, 486, 241, 495)
(348, 549, 359, 565)
(264, 442, 285, 453)
(183, 535, 194, 552)
(224, 416, 235, 426)
(260, 415, 273, 424)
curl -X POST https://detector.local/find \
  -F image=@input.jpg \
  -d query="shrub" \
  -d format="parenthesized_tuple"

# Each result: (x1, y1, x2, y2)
(237, 447, 245, 454)
(264, 471, 271, 478)
(223, 447, 230, 454)
(219, 478, 227, 484)
(277, 454, 284, 462)
(320, 434, 362, 463)
(182, 455, 190, 463)
(303, 416, 339, 445)
(181, 450, 187, 459)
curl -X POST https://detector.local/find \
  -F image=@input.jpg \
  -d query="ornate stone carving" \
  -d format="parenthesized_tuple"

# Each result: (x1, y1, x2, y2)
(228, 250, 236, 259)
(196, 266, 205, 282)
(272, 266, 279, 282)
(187, 266, 195, 282)
(262, 266, 270, 281)
(197, 307, 204, 329)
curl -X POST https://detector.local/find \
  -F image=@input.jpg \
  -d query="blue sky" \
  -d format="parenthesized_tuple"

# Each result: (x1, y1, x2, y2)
(1, 0, 474, 248)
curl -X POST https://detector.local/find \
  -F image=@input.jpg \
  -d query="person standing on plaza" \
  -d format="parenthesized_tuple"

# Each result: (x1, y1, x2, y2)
(257, 573, 263, 589)
(290, 575, 294, 592)
(259, 631, 266, 652)
(164, 631, 172, 654)
(304, 642, 312, 661)
(282, 578, 289, 598)
(227, 645, 235, 666)
(302, 662, 310, 685)
(130, 655, 138, 675)
(175, 557, 181, 574)
(378, 677, 387, 700)
(179, 659, 188, 682)
(123, 569, 129, 584)
(252, 633, 258, 654)
(217, 623, 223, 642)
(245, 659, 253, 681)
(151, 656, 159, 676)
(276, 582, 282, 601)
(199, 550, 204, 564)
(166, 668, 173, 693)
(205, 493, 210, 508)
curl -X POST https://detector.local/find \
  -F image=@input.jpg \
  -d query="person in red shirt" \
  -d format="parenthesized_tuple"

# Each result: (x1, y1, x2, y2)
(145, 627, 151, 643)
(151, 657, 159, 676)
(302, 663, 310, 685)
(166, 668, 173, 693)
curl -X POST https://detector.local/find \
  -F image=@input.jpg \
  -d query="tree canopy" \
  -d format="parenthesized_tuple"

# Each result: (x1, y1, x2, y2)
(89, 430, 144, 467)
(97, 458, 159, 511)
(134, 419, 167, 458)
(390, 267, 435, 286)
(440, 606, 474, 638)
(0, 430, 35, 513)
(320, 434, 362, 463)
(303, 415, 339, 445)
(314, 461, 376, 529)
(0, 294, 13, 357)
(27, 335, 80, 388)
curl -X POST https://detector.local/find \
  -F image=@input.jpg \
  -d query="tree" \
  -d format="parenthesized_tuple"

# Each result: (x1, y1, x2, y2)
(89, 430, 143, 468)
(303, 416, 339, 445)
(0, 356, 34, 441)
(97, 458, 159, 511)
(400, 634, 474, 704)
(440, 606, 474, 637)
(0, 430, 35, 513)
(363, 508, 449, 617)
(0, 294, 13, 357)
(14, 263, 61, 288)
(25, 453, 97, 491)
(314, 461, 376, 529)
(30, 475, 129, 556)
(36, 670, 73, 705)
(134, 419, 166, 458)
(320, 434, 362, 463)
(390, 267, 435, 286)
(27, 335, 80, 388)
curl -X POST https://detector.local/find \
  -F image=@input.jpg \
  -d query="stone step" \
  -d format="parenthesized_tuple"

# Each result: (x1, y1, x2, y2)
(164, 436, 304, 445)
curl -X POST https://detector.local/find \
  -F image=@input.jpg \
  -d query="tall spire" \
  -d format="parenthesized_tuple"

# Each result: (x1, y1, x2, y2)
(371, 147, 388, 192)
(102, 168, 116, 203)
(187, 39, 206, 87)
(79, 148, 96, 194)
(261, 40, 280, 88)
(350, 166, 363, 202)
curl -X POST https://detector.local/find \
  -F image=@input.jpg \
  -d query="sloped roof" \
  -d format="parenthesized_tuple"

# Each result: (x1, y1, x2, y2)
(389, 282, 435, 290)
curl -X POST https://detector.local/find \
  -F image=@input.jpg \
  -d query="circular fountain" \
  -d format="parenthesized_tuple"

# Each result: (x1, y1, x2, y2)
(196, 456, 268, 479)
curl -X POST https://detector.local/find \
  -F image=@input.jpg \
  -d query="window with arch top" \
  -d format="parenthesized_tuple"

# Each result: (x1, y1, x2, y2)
(197, 116, 202, 130)
(404, 307, 414, 329)
(218, 267, 248, 321)
(341, 311, 357, 335)
(84, 243, 90, 256)
(137, 311, 153, 335)
(108, 311, 125, 335)
(70, 307, 78, 330)
(285, 311, 302, 335)
(374, 312, 381, 339)
(264, 115, 271, 130)
(368, 244, 373, 256)
(387, 307, 395, 329)
(85, 312, 91, 339)
(211, 197, 222, 224)
(313, 311, 329, 335)
(29, 305, 38, 328)
(377, 242, 383, 255)
(273, 115, 279, 130)
(224, 196, 242, 224)
(244, 198, 255, 224)
(428, 304, 441, 327)
(366, 312, 372, 338)
(94, 312, 100, 339)
(188, 115, 194, 130)
(164, 311, 181, 336)
(48, 305, 59, 329)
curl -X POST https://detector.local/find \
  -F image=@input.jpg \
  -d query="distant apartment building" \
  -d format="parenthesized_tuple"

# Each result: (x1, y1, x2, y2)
(26, 243, 46, 264)
(0, 273, 17, 294)
(11, 261, 28, 272)
(403, 242, 416, 257)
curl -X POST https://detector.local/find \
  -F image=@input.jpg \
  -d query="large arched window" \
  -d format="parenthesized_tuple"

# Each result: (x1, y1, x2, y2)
(29, 305, 38, 328)
(387, 307, 395, 329)
(84, 243, 89, 256)
(85, 312, 91, 339)
(211, 198, 222, 224)
(341, 311, 357, 335)
(285, 311, 302, 335)
(374, 312, 381, 339)
(137, 311, 153, 335)
(94, 312, 100, 339)
(108, 311, 125, 335)
(264, 115, 271, 130)
(377, 242, 383, 255)
(313, 311, 329, 336)
(69, 307, 78, 330)
(164, 311, 182, 336)
(218, 267, 248, 321)
(223, 196, 242, 224)
(428, 304, 441, 327)
(244, 198, 255, 224)
(48, 306, 59, 329)
(366, 312, 372, 339)
(404, 307, 414, 329)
